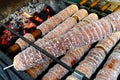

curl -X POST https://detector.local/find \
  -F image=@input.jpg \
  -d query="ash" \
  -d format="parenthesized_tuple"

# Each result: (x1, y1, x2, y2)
(1, 1, 45, 27)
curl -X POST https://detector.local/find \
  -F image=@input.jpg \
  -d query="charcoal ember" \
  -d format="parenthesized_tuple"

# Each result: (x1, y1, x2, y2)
(1, 2, 45, 23)
(0, 29, 14, 45)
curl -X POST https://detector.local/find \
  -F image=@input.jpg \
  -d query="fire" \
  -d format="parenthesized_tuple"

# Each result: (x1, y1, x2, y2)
(47, 15, 51, 19)
(46, 8, 50, 13)
(23, 30, 27, 35)
(44, 7, 50, 14)
(0, 6, 54, 46)
(24, 20, 36, 29)
(34, 15, 43, 23)
(22, 12, 44, 26)
(44, 7, 52, 19)
(1, 37, 8, 45)
(1, 30, 13, 45)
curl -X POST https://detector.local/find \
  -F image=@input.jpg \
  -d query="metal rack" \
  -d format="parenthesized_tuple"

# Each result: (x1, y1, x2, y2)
(0, 22, 90, 80)
(0, 1, 117, 79)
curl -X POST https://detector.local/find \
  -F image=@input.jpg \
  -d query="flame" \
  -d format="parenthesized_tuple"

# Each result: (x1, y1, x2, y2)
(1, 6, 53, 45)
(1, 37, 8, 45)
(22, 12, 32, 18)
(47, 15, 51, 19)
(23, 30, 27, 35)
(44, 7, 50, 14)
(34, 16, 43, 23)
(24, 20, 36, 29)
(46, 8, 50, 13)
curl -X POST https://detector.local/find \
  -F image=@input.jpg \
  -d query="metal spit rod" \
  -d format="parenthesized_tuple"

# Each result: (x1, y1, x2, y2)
(0, 23, 90, 80)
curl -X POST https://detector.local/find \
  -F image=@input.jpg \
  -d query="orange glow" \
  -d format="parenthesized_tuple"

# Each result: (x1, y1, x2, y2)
(23, 30, 27, 35)
(1, 38, 8, 45)
(46, 8, 50, 13)
(47, 15, 51, 19)
(24, 20, 36, 29)
(34, 16, 43, 23)
(1, 30, 13, 45)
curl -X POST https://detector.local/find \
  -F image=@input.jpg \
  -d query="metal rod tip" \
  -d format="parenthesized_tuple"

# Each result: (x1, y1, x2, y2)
(3, 64, 13, 70)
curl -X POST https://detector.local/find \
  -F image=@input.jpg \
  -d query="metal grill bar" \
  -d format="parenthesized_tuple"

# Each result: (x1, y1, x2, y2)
(0, 23, 90, 80)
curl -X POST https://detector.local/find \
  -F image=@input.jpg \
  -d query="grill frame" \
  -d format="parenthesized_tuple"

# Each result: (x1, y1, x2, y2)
(1, 1, 120, 80)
